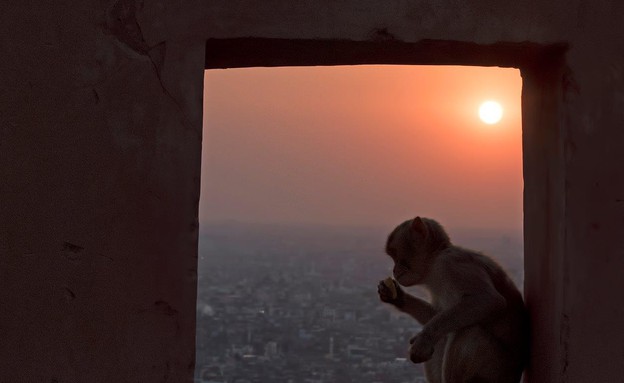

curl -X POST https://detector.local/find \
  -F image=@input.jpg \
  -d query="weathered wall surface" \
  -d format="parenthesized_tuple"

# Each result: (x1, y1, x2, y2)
(0, 1, 204, 381)
(1, 0, 623, 382)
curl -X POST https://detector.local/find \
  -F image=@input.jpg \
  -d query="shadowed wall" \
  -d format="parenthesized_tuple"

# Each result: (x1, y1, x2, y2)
(1, 1, 623, 382)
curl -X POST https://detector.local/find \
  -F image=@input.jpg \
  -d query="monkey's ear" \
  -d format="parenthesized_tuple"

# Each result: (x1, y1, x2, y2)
(411, 216, 428, 238)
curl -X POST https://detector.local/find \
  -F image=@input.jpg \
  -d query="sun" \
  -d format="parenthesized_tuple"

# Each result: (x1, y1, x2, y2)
(478, 101, 504, 124)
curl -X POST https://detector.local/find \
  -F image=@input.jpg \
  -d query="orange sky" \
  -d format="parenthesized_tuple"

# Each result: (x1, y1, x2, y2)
(201, 65, 523, 234)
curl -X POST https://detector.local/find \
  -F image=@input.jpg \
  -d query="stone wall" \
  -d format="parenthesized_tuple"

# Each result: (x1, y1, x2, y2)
(1, 1, 623, 382)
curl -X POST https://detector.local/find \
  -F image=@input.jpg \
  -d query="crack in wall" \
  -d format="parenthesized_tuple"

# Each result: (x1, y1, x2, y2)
(106, 0, 188, 123)
(106, 0, 150, 55)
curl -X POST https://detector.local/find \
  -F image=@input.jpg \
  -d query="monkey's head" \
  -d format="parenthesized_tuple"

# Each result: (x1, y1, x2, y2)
(385, 216, 451, 286)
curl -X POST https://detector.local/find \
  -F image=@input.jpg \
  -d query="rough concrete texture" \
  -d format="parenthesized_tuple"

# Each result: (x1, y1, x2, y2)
(1, 0, 623, 382)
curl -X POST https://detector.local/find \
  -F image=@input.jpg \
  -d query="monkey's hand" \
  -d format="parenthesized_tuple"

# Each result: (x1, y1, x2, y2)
(408, 332, 435, 364)
(377, 278, 405, 308)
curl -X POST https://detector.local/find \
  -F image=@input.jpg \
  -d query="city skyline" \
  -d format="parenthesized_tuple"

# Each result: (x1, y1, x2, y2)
(195, 222, 524, 383)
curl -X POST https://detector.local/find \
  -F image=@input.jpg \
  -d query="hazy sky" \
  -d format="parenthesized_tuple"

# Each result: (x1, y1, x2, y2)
(201, 65, 522, 234)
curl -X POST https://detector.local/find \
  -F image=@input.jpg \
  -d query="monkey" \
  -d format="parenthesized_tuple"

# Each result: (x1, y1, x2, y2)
(378, 217, 529, 383)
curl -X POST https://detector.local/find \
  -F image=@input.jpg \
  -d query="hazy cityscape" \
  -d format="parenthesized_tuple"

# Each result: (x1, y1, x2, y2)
(195, 222, 523, 383)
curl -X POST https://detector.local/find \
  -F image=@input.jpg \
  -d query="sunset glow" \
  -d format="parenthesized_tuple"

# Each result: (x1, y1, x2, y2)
(202, 65, 523, 233)
(479, 101, 504, 124)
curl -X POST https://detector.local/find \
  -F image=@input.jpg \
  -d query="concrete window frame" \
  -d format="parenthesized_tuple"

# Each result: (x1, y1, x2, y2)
(203, 38, 567, 382)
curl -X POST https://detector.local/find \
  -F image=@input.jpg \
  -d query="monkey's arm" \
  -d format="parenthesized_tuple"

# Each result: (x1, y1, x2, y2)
(419, 263, 506, 344)
(378, 280, 437, 325)
(408, 289, 505, 364)
(419, 292, 505, 344)
(398, 294, 437, 325)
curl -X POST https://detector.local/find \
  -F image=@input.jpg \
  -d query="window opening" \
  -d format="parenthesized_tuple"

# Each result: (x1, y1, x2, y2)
(196, 65, 523, 383)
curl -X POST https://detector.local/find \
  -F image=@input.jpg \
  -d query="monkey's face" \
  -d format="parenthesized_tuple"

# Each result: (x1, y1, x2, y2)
(386, 221, 430, 286)
(389, 249, 428, 286)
